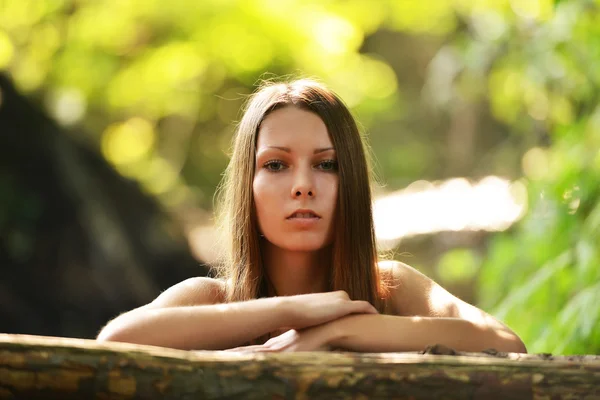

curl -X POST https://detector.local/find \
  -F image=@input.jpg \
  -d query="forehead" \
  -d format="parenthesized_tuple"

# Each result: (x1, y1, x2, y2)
(256, 106, 333, 149)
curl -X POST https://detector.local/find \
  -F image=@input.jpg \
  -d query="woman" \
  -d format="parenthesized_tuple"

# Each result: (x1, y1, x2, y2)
(97, 79, 527, 353)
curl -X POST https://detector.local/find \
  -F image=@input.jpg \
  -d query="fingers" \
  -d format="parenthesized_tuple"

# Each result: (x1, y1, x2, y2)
(332, 291, 377, 314)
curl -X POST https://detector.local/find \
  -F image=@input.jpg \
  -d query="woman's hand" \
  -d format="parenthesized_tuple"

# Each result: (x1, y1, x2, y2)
(279, 290, 377, 331)
(224, 324, 336, 353)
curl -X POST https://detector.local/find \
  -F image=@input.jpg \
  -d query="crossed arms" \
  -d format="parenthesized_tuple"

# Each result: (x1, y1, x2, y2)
(97, 262, 526, 353)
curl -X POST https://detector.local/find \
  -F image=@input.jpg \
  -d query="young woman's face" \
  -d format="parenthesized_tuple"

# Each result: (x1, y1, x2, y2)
(253, 106, 338, 252)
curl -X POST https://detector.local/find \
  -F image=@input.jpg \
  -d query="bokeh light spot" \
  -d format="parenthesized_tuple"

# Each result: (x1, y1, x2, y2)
(437, 248, 480, 284)
(47, 88, 87, 126)
(101, 118, 156, 166)
(313, 15, 362, 55)
(522, 147, 549, 181)
(0, 30, 15, 68)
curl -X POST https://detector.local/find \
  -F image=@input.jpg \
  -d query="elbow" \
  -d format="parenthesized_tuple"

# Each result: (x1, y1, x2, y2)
(96, 310, 171, 348)
(495, 330, 528, 354)
(510, 336, 528, 354)
(472, 321, 528, 354)
(96, 316, 140, 345)
(96, 326, 127, 344)
(96, 308, 149, 345)
(97, 326, 145, 346)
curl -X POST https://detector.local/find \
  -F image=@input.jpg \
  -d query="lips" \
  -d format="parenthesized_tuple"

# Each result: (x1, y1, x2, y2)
(289, 212, 318, 218)
(287, 209, 321, 219)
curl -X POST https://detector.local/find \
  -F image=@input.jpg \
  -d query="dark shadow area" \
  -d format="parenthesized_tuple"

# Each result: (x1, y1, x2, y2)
(0, 74, 207, 339)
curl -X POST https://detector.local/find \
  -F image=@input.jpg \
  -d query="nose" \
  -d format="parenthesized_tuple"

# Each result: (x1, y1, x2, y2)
(291, 167, 314, 198)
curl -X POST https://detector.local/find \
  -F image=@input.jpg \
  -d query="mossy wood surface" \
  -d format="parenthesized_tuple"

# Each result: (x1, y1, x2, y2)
(1, 334, 599, 399)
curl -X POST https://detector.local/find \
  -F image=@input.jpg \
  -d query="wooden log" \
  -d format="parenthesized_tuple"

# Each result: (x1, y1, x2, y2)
(0, 334, 598, 399)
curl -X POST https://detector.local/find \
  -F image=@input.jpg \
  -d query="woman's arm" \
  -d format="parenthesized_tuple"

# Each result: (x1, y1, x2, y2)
(97, 277, 289, 350)
(286, 262, 525, 354)
(325, 314, 526, 353)
(98, 300, 291, 351)
(226, 313, 525, 354)
(96, 278, 376, 351)
(384, 261, 526, 352)
(222, 263, 526, 354)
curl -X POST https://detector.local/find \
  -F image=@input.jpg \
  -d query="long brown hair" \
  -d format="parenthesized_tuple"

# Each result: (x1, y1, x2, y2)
(215, 79, 390, 312)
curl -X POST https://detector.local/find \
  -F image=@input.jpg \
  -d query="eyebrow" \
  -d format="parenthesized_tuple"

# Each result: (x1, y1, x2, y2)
(265, 146, 335, 154)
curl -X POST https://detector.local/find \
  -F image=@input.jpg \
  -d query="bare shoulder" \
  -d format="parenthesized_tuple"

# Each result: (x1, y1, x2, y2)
(378, 260, 424, 287)
(378, 260, 526, 351)
(377, 260, 405, 314)
(378, 260, 458, 317)
(145, 277, 227, 309)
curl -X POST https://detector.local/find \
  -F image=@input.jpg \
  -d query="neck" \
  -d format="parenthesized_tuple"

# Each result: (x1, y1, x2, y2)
(261, 241, 332, 297)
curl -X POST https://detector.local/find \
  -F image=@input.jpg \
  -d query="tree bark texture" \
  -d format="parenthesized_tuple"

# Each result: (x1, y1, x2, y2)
(1, 334, 598, 399)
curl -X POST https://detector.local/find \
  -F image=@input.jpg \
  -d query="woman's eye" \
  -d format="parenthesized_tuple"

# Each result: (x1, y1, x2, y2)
(317, 160, 338, 171)
(264, 160, 287, 172)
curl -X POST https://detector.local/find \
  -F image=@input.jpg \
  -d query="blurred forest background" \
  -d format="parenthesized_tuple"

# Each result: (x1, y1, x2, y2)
(0, 0, 599, 355)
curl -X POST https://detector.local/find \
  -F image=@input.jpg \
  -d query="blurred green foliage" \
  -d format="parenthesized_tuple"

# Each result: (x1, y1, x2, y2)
(1, 0, 598, 354)
(470, 0, 600, 355)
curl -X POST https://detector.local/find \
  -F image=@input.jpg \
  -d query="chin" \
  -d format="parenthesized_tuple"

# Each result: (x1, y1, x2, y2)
(272, 236, 331, 253)
(285, 243, 328, 252)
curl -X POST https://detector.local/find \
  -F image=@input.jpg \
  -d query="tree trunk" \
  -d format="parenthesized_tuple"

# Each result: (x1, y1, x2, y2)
(0, 74, 206, 339)
(1, 334, 598, 399)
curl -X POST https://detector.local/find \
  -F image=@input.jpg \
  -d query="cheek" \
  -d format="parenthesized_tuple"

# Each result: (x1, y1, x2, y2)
(253, 174, 282, 226)
(322, 176, 339, 208)
(253, 175, 273, 209)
